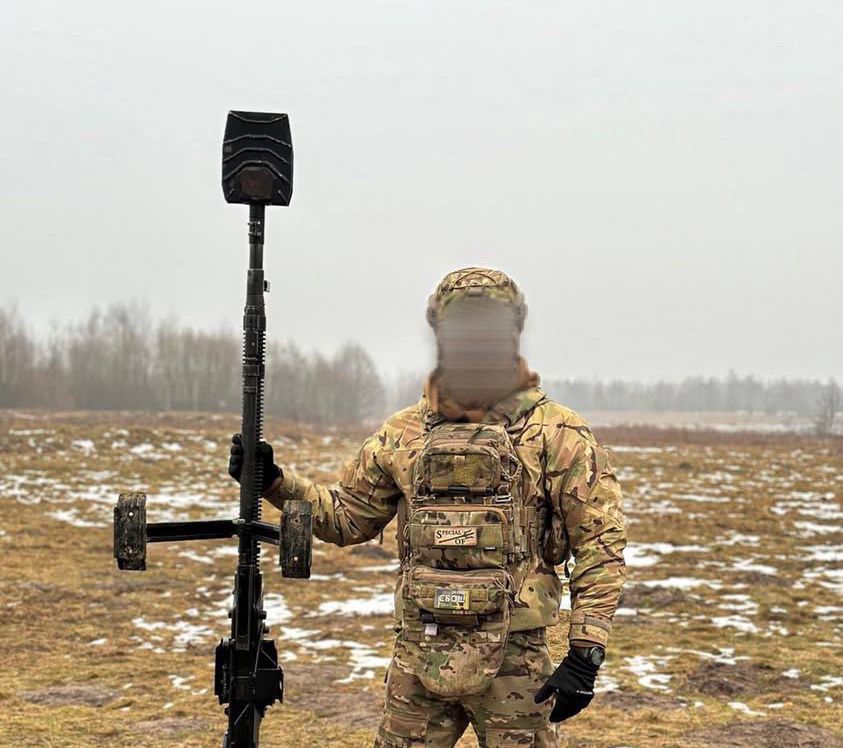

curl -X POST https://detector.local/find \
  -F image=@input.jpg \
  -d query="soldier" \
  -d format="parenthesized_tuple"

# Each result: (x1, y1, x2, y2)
(228, 267, 626, 747)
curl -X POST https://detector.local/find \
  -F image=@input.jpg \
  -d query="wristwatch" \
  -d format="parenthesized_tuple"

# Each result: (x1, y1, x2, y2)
(573, 645, 605, 667)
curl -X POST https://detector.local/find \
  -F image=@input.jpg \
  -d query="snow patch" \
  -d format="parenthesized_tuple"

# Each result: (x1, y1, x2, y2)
(71, 439, 96, 455)
(47, 508, 107, 528)
(728, 701, 765, 717)
(641, 577, 722, 591)
(622, 655, 674, 691)
(318, 593, 394, 617)
(711, 615, 759, 634)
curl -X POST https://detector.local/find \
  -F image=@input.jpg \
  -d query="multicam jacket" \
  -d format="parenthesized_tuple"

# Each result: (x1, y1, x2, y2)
(266, 385, 626, 648)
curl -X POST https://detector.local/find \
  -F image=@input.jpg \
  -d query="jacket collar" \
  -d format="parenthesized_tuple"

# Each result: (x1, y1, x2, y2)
(420, 358, 546, 430)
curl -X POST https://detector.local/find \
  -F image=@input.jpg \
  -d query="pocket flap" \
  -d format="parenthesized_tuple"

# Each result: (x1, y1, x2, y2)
(406, 567, 507, 616)
(424, 445, 501, 494)
(408, 508, 506, 552)
(382, 710, 427, 740)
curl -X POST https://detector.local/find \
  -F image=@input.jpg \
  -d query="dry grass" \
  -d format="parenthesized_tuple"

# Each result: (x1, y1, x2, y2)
(0, 410, 841, 747)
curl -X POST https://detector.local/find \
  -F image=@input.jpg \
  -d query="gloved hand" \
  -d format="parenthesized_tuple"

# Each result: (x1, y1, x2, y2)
(228, 433, 282, 494)
(534, 648, 600, 722)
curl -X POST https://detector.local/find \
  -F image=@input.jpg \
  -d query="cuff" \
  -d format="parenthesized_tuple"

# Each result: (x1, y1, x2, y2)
(263, 470, 310, 505)
(567, 611, 611, 648)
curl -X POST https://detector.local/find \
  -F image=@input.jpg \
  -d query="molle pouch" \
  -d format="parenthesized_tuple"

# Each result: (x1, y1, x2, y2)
(424, 440, 502, 494)
(410, 423, 526, 565)
(407, 505, 512, 569)
(417, 424, 515, 497)
(400, 567, 512, 697)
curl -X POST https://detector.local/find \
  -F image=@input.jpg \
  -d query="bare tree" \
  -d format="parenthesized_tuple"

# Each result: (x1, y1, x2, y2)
(389, 370, 425, 412)
(0, 306, 36, 406)
(65, 303, 153, 409)
(154, 322, 239, 411)
(265, 341, 310, 422)
(331, 343, 386, 426)
(815, 379, 841, 436)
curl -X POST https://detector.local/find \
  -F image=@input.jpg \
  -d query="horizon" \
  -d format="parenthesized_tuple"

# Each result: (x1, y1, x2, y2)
(1, 300, 837, 388)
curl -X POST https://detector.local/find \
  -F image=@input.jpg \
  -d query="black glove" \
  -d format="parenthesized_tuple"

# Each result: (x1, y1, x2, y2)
(228, 433, 282, 494)
(534, 648, 599, 722)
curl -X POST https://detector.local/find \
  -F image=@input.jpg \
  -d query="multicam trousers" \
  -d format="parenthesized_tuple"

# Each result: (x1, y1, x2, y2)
(374, 629, 559, 748)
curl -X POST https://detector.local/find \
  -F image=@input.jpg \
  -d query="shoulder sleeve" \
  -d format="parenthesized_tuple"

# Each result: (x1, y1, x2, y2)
(542, 404, 627, 647)
(265, 416, 404, 547)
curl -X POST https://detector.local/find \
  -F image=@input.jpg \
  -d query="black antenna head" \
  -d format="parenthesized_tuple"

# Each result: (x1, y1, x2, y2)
(222, 111, 293, 205)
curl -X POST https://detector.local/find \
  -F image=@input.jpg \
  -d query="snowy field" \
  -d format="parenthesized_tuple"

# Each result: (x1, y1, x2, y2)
(0, 410, 841, 747)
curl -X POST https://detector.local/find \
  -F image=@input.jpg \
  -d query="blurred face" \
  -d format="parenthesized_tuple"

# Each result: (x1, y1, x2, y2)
(436, 296, 520, 407)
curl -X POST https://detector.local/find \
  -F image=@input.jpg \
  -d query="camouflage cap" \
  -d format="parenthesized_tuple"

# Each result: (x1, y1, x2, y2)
(427, 267, 527, 330)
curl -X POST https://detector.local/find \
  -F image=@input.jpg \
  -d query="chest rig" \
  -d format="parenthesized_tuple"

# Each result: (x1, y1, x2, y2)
(398, 421, 533, 697)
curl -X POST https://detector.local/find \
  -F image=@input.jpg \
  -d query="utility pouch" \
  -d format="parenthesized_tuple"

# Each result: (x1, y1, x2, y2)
(400, 566, 511, 697)
(422, 438, 502, 494)
(409, 423, 525, 567)
(407, 505, 512, 569)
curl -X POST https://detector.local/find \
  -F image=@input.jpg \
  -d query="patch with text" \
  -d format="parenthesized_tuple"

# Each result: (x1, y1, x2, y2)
(433, 527, 478, 546)
(434, 588, 471, 610)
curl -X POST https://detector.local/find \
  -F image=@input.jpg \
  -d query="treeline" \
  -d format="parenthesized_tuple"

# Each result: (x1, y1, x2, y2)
(0, 305, 385, 425)
(543, 375, 835, 417)
(0, 304, 837, 423)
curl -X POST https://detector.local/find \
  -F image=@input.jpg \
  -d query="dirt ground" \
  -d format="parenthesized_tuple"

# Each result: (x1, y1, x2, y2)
(0, 410, 841, 747)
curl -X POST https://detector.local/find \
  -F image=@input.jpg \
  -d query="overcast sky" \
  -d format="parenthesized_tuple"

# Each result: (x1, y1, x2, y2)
(1, 1, 840, 382)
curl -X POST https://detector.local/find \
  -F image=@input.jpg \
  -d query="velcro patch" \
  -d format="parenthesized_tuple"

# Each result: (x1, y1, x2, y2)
(433, 527, 478, 546)
(434, 588, 470, 610)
